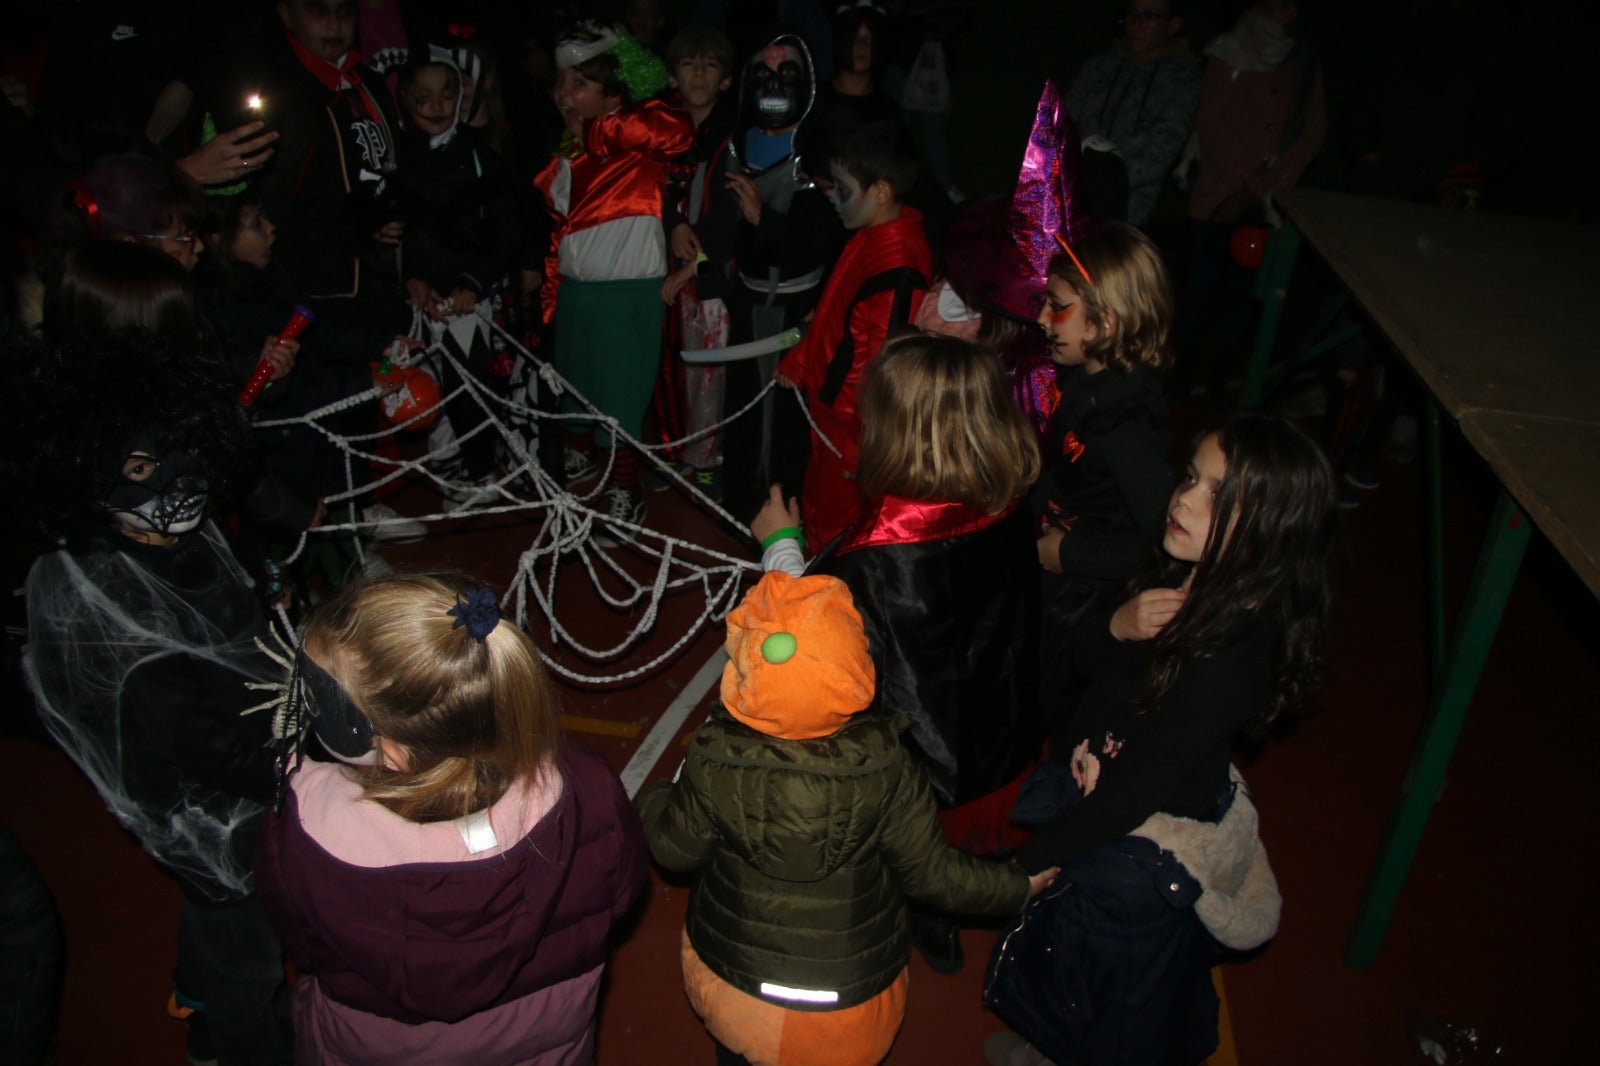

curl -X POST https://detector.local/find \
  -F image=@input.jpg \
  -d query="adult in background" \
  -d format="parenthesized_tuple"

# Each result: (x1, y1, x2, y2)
(806, 2, 953, 257)
(1065, 0, 1201, 228)
(805, 3, 901, 174)
(1172, 0, 1325, 405)
(226, 0, 405, 329)
(693, 0, 836, 81)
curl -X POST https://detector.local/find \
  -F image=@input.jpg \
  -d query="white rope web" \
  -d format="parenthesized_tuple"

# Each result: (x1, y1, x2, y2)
(254, 317, 837, 685)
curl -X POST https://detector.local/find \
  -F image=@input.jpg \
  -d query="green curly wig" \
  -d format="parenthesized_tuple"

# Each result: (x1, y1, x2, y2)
(609, 33, 668, 101)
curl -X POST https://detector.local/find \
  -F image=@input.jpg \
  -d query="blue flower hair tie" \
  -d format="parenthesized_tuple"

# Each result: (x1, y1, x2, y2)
(448, 586, 501, 642)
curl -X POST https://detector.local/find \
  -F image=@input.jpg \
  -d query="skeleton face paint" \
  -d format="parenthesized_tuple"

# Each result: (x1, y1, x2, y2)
(745, 43, 807, 130)
(828, 162, 877, 229)
(105, 450, 209, 537)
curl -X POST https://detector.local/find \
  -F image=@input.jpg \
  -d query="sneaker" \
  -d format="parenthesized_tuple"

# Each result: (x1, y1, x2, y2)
(443, 474, 511, 513)
(170, 993, 216, 1066)
(362, 552, 396, 578)
(184, 1015, 218, 1066)
(691, 465, 723, 503)
(563, 446, 598, 485)
(982, 1030, 1053, 1066)
(1383, 414, 1420, 463)
(1337, 483, 1361, 510)
(641, 460, 677, 492)
(362, 503, 427, 543)
(1343, 467, 1382, 491)
(594, 486, 645, 545)
(1281, 383, 1327, 417)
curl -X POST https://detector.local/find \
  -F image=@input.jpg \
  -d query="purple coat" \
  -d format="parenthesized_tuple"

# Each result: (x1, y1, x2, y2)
(255, 742, 646, 1061)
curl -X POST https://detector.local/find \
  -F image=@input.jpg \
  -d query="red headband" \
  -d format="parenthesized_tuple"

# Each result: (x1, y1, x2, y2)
(71, 180, 101, 237)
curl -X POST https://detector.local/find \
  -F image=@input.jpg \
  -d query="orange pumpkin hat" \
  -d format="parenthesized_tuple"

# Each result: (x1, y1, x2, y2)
(720, 572, 875, 741)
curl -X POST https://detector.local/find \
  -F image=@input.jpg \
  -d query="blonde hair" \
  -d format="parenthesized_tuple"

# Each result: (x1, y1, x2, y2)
(302, 572, 563, 823)
(1048, 222, 1174, 374)
(857, 332, 1041, 512)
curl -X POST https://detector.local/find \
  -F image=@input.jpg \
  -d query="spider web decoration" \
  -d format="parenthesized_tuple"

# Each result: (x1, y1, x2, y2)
(21, 524, 274, 900)
(254, 315, 838, 685)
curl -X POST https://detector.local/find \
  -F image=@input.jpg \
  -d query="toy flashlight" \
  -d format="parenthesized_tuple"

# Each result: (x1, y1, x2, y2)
(238, 305, 314, 406)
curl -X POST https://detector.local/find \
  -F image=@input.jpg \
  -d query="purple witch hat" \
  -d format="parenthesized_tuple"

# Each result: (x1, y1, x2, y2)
(945, 79, 1090, 323)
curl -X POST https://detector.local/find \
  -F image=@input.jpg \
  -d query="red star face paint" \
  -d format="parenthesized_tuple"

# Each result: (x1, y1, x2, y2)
(1036, 275, 1102, 371)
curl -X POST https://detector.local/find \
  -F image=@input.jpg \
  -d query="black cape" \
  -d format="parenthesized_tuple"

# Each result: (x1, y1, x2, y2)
(811, 495, 1041, 807)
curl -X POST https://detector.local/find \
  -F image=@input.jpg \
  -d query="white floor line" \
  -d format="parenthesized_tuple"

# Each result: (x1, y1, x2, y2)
(621, 649, 727, 797)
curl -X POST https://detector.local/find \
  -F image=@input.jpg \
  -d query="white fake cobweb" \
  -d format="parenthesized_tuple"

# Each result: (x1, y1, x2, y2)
(22, 524, 274, 900)
(256, 312, 838, 685)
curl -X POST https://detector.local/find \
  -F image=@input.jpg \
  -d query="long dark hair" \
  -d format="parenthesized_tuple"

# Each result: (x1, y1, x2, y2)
(1140, 412, 1337, 728)
(45, 239, 198, 348)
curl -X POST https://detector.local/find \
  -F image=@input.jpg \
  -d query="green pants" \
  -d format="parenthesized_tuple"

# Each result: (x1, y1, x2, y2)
(553, 275, 665, 447)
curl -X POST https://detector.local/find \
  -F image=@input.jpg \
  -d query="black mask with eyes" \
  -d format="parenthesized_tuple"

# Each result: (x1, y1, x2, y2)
(103, 447, 209, 537)
(743, 45, 809, 130)
(297, 650, 375, 761)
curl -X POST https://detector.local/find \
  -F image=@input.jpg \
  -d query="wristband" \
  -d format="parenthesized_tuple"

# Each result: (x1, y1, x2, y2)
(760, 525, 803, 551)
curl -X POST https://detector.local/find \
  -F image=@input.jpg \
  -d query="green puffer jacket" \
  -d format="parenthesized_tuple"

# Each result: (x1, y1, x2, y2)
(637, 708, 1029, 1010)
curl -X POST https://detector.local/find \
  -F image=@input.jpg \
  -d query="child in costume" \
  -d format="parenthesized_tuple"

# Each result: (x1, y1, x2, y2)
(755, 332, 1043, 972)
(656, 24, 738, 502)
(41, 153, 211, 281)
(774, 119, 931, 549)
(534, 21, 693, 527)
(196, 195, 433, 563)
(393, 45, 526, 494)
(713, 31, 845, 521)
(254, 573, 648, 1063)
(12, 331, 289, 1065)
(637, 570, 1054, 1066)
(990, 413, 1334, 1065)
(931, 80, 1095, 440)
(1031, 223, 1176, 747)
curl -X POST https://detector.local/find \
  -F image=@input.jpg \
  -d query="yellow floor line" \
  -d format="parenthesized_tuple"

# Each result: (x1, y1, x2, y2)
(1209, 967, 1239, 1066)
(560, 715, 643, 739)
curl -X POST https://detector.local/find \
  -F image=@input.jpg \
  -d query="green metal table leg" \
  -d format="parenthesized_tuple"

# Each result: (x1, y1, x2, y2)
(1240, 223, 1301, 409)
(1344, 489, 1530, 968)
(1260, 323, 1363, 401)
(1425, 404, 1446, 685)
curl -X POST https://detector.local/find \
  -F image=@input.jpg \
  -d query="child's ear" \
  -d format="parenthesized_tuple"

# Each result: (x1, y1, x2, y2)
(1097, 308, 1119, 341)
(870, 179, 894, 205)
(667, 74, 680, 90)
(719, 75, 733, 91)
(378, 736, 411, 772)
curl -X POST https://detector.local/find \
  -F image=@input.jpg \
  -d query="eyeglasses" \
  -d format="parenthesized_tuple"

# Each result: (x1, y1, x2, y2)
(137, 231, 200, 248)
(1122, 9, 1172, 25)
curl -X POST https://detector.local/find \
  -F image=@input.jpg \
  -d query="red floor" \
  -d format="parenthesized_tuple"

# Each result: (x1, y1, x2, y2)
(4, 411, 1596, 1063)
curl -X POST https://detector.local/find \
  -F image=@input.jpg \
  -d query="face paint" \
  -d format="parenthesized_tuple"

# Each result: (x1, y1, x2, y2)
(297, 650, 376, 762)
(828, 162, 877, 229)
(104, 450, 209, 536)
(745, 44, 807, 129)
(1037, 275, 1102, 369)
